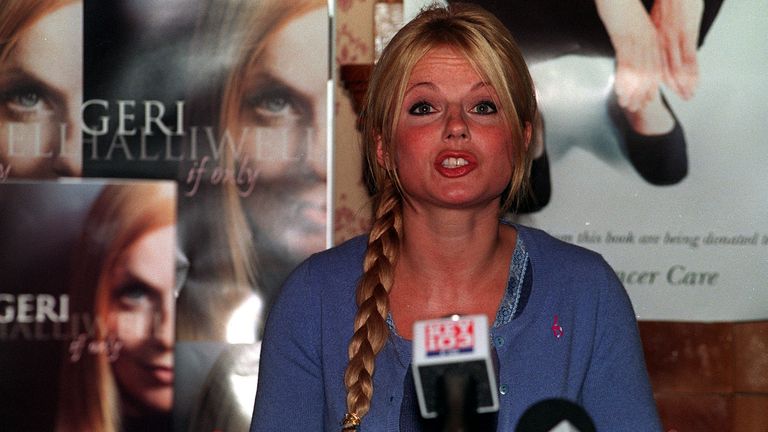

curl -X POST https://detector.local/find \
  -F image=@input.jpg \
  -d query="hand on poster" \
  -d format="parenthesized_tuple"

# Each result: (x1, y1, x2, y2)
(651, 0, 705, 100)
(596, 0, 664, 113)
(596, 0, 706, 110)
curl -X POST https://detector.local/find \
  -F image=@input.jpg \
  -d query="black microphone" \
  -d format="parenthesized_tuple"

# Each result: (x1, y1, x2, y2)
(412, 314, 498, 431)
(515, 398, 596, 432)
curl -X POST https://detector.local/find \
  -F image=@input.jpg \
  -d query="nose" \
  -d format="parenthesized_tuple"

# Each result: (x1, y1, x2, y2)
(307, 122, 327, 181)
(443, 106, 469, 141)
(52, 153, 82, 177)
(53, 116, 82, 177)
(152, 293, 175, 350)
(300, 100, 327, 181)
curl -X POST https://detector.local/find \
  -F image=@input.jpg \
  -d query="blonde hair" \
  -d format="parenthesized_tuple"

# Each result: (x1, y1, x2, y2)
(56, 182, 176, 432)
(0, 0, 77, 60)
(343, 3, 537, 427)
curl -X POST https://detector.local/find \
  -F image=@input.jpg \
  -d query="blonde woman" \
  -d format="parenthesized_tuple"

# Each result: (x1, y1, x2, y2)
(56, 182, 176, 432)
(0, 0, 82, 178)
(252, 3, 661, 431)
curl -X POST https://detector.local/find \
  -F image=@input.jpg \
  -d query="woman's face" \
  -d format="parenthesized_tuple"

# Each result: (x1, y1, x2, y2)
(0, 2, 82, 178)
(230, 6, 328, 263)
(107, 225, 175, 416)
(388, 46, 517, 212)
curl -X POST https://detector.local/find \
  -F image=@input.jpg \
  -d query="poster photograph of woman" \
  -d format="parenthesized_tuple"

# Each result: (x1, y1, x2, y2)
(0, 180, 177, 432)
(464, 0, 768, 322)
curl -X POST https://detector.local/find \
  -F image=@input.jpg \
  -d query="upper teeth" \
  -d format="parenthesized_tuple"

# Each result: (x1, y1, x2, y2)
(442, 157, 468, 168)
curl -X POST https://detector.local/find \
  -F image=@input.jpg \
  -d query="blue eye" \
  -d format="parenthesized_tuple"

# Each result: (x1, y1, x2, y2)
(115, 282, 151, 307)
(242, 83, 310, 128)
(248, 90, 294, 115)
(408, 101, 435, 115)
(0, 85, 53, 121)
(14, 91, 42, 108)
(263, 96, 288, 112)
(471, 101, 497, 115)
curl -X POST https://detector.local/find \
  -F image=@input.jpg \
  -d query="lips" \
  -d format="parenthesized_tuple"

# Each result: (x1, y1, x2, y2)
(146, 364, 174, 385)
(434, 151, 477, 178)
(298, 199, 327, 228)
(289, 185, 328, 240)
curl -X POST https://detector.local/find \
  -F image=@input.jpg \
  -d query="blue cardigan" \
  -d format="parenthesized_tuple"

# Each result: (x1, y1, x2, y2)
(251, 225, 662, 431)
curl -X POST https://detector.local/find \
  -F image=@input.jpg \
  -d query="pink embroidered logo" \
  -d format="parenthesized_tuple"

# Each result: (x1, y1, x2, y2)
(552, 315, 564, 339)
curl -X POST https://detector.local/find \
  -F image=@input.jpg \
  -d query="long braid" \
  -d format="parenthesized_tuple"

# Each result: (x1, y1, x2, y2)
(342, 179, 402, 429)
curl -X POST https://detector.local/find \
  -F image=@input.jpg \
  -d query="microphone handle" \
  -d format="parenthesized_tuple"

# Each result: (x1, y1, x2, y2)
(441, 370, 475, 432)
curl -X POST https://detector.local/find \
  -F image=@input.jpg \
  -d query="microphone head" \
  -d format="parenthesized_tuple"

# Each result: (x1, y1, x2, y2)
(515, 398, 596, 432)
(412, 314, 499, 419)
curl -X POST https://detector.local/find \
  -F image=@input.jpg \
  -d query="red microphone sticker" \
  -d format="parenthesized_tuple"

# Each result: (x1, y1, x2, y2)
(552, 315, 564, 339)
(412, 315, 498, 418)
(424, 317, 475, 357)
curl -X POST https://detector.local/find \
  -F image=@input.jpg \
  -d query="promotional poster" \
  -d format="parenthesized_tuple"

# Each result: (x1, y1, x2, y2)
(83, 1, 331, 430)
(2, 0, 330, 430)
(465, 0, 768, 321)
(0, 179, 177, 432)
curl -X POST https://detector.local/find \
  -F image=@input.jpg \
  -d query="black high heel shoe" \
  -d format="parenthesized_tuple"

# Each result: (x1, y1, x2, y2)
(608, 92, 688, 186)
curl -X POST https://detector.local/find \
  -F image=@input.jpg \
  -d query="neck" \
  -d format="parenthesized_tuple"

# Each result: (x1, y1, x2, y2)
(399, 200, 508, 270)
(390, 203, 516, 330)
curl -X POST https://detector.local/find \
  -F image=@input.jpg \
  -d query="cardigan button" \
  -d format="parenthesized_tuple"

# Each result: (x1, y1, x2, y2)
(494, 336, 505, 347)
(499, 384, 509, 395)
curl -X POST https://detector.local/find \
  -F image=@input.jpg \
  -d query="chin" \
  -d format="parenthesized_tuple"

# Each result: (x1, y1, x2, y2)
(143, 392, 173, 414)
(281, 228, 326, 261)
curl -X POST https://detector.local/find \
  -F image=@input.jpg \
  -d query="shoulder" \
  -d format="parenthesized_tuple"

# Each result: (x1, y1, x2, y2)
(287, 234, 368, 289)
(514, 224, 623, 303)
(306, 234, 368, 270)
(272, 234, 367, 311)
(516, 224, 607, 269)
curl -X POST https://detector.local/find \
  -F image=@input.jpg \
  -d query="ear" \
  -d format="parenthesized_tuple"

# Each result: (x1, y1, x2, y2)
(375, 134, 388, 168)
(522, 121, 533, 152)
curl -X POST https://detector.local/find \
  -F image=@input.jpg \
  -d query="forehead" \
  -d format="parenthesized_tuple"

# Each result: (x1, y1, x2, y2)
(407, 45, 487, 89)
(250, 7, 328, 90)
(112, 225, 175, 289)
(5, 3, 82, 91)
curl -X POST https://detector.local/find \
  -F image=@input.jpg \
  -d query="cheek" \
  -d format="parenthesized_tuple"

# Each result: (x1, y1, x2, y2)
(391, 145, 426, 189)
(488, 131, 516, 164)
(392, 124, 432, 163)
(234, 124, 316, 175)
(0, 121, 60, 151)
(110, 309, 152, 348)
(0, 155, 47, 176)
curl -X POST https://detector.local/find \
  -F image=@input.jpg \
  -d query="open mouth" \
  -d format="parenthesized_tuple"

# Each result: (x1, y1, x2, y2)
(441, 157, 469, 169)
(435, 152, 476, 177)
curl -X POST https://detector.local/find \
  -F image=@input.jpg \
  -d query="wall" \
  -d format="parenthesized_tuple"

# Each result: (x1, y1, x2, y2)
(334, 0, 376, 244)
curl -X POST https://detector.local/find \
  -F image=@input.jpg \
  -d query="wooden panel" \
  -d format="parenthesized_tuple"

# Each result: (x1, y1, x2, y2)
(731, 394, 768, 432)
(732, 322, 768, 392)
(639, 322, 733, 393)
(654, 393, 731, 432)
